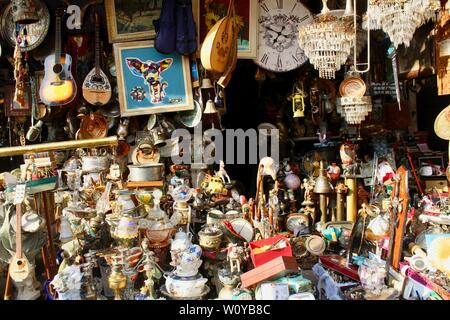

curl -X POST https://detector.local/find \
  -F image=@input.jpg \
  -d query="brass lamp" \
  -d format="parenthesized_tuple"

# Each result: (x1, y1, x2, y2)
(292, 93, 305, 118)
(108, 261, 127, 300)
(314, 161, 333, 224)
(12, 0, 39, 24)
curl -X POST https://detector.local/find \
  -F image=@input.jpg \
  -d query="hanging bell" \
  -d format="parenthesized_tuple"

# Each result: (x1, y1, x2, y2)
(201, 77, 214, 89)
(292, 93, 305, 118)
(12, 0, 40, 24)
(314, 162, 333, 194)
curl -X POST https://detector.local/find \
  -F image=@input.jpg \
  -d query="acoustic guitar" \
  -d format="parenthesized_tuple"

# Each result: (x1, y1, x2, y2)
(200, 0, 236, 74)
(39, 7, 77, 107)
(9, 184, 31, 282)
(82, 11, 112, 106)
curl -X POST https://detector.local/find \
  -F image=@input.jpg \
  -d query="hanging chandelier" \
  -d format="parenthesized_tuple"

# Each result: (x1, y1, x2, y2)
(298, 0, 354, 79)
(366, 0, 440, 48)
(336, 70, 372, 125)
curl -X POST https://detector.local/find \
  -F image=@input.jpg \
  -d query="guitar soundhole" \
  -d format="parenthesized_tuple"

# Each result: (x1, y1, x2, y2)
(53, 64, 63, 74)
(17, 260, 23, 266)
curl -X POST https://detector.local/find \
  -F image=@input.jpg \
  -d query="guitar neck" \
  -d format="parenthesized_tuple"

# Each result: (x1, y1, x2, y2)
(94, 12, 101, 76)
(55, 16, 62, 65)
(15, 203, 22, 259)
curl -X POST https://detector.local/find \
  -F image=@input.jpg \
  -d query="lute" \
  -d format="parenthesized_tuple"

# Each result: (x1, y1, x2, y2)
(82, 11, 111, 106)
(8, 184, 31, 282)
(39, 7, 77, 106)
(200, 0, 236, 74)
(217, 2, 238, 89)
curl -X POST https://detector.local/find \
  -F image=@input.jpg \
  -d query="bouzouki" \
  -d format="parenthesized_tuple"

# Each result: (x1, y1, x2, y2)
(9, 184, 31, 282)
(217, 3, 238, 89)
(39, 7, 77, 107)
(82, 11, 112, 106)
(200, 0, 236, 74)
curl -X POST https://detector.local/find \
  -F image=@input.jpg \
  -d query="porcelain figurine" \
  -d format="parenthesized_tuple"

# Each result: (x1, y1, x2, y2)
(327, 163, 341, 183)
(215, 160, 231, 185)
(340, 141, 356, 167)
(140, 239, 162, 299)
(224, 243, 248, 274)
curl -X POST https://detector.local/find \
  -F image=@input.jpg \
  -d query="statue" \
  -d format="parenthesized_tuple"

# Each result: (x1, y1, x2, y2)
(223, 243, 248, 274)
(140, 239, 162, 299)
(215, 160, 231, 185)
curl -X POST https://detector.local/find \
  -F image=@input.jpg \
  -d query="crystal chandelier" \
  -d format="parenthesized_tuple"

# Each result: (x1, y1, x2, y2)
(337, 96, 373, 125)
(336, 70, 372, 125)
(298, 0, 354, 79)
(366, 0, 440, 48)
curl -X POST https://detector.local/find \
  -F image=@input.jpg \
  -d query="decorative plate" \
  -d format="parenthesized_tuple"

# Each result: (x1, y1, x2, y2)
(177, 100, 202, 128)
(230, 218, 254, 243)
(434, 105, 450, 140)
(1, 0, 50, 52)
(339, 77, 367, 98)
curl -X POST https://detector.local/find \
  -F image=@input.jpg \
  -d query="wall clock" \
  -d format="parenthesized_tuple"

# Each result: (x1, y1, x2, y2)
(0, 0, 50, 52)
(254, 0, 313, 73)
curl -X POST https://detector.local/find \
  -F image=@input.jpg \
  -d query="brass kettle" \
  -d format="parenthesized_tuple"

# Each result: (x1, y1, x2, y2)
(314, 162, 333, 194)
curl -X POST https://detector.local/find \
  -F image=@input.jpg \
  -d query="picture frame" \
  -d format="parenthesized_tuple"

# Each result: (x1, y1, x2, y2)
(113, 40, 194, 117)
(2, 84, 32, 117)
(105, 0, 163, 43)
(193, 0, 258, 59)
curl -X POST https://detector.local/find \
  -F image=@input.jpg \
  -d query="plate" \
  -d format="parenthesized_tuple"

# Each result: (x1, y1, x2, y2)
(339, 77, 366, 98)
(177, 100, 202, 128)
(0, 0, 50, 52)
(305, 235, 326, 256)
(147, 115, 157, 130)
(434, 105, 450, 140)
(230, 218, 254, 242)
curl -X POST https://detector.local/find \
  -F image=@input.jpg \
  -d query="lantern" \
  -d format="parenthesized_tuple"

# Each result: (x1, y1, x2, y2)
(292, 93, 305, 118)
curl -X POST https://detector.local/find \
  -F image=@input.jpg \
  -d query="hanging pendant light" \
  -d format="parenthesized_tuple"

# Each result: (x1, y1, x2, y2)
(298, 0, 355, 79)
(365, 0, 440, 49)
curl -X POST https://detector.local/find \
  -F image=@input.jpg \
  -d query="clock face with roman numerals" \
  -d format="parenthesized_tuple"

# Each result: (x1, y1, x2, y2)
(254, 0, 313, 72)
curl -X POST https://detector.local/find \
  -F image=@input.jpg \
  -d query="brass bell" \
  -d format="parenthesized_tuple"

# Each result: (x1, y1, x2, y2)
(201, 77, 214, 89)
(314, 162, 333, 194)
(12, 0, 40, 24)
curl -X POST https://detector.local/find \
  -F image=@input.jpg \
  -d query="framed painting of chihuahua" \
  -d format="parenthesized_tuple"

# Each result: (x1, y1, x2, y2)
(114, 41, 194, 117)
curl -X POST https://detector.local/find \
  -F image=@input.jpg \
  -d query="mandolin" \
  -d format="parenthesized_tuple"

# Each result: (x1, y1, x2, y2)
(39, 7, 77, 107)
(200, 0, 236, 74)
(9, 184, 31, 282)
(82, 11, 112, 106)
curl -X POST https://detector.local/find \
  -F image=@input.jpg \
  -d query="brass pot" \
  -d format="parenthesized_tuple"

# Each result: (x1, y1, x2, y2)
(198, 225, 223, 251)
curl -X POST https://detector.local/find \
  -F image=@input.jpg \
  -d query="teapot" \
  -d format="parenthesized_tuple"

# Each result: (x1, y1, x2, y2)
(170, 228, 193, 252)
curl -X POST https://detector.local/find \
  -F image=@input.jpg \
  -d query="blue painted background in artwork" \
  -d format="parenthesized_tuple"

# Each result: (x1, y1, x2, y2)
(121, 46, 187, 110)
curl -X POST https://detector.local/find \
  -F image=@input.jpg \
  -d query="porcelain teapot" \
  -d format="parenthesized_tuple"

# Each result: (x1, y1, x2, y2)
(170, 228, 193, 252)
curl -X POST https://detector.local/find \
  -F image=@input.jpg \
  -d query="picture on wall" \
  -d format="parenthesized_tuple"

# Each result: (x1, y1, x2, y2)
(105, 0, 163, 43)
(193, 0, 258, 59)
(113, 41, 194, 117)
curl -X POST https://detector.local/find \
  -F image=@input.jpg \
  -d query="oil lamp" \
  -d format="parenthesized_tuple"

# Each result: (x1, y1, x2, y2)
(292, 92, 306, 118)
(108, 259, 127, 300)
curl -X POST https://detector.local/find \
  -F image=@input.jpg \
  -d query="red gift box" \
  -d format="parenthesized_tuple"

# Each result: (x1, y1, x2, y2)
(249, 234, 293, 268)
